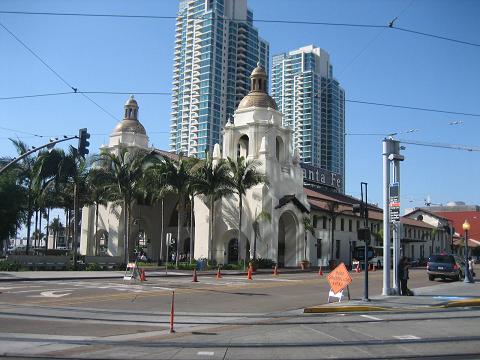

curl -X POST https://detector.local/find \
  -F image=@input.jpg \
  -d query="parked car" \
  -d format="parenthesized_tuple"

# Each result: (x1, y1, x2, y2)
(427, 254, 465, 281)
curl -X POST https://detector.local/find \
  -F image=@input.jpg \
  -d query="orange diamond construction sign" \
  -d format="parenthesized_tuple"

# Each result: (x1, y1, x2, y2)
(326, 262, 352, 294)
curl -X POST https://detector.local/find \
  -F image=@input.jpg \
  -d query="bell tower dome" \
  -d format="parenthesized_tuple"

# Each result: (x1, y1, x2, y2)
(109, 95, 149, 148)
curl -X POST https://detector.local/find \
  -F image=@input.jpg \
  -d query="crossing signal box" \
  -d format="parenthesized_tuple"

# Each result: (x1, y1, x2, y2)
(78, 128, 90, 158)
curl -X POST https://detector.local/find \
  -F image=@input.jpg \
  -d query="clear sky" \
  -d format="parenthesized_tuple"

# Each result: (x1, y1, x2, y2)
(2, 0, 480, 213)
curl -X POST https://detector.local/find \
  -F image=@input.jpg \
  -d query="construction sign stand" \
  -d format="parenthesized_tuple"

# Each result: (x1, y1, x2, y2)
(326, 262, 352, 303)
(328, 286, 351, 303)
(123, 261, 140, 281)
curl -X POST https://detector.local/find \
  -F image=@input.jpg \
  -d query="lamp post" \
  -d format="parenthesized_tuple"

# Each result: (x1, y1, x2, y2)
(463, 219, 474, 283)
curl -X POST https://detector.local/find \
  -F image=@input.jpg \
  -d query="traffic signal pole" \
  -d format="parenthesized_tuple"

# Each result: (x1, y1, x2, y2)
(0, 136, 78, 176)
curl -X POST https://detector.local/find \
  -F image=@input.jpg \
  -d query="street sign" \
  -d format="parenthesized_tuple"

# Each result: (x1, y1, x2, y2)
(326, 262, 352, 294)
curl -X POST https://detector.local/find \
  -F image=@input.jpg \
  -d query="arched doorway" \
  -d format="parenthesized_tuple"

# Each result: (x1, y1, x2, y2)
(278, 211, 298, 267)
(227, 238, 239, 263)
(95, 229, 109, 255)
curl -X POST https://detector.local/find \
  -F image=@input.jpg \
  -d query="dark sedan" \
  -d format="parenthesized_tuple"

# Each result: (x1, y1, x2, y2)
(427, 254, 465, 281)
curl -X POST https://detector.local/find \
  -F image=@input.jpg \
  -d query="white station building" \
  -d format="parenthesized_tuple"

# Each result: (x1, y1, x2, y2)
(80, 65, 443, 269)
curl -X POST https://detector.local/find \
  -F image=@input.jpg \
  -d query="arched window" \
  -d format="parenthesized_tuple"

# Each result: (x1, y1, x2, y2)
(276, 136, 285, 162)
(237, 135, 249, 158)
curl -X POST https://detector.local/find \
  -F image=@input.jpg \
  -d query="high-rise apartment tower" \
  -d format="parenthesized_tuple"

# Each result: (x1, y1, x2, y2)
(170, 0, 269, 158)
(272, 45, 345, 188)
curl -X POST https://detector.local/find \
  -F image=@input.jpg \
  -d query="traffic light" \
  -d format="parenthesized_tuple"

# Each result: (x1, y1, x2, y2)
(78, 128, 90, 158)
(352, 203, 369, 219)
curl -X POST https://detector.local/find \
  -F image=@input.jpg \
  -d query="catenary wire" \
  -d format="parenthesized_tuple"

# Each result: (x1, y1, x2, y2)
(397, 139, 480, 152)
(0, 10, 478, 48)
(1, 91, 479, 118)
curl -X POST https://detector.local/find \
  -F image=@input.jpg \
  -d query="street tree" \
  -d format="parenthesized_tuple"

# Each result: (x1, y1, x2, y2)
(227, 156, 267, 264)
(193, 156, 233, 264)
(92, 147, 154, 264)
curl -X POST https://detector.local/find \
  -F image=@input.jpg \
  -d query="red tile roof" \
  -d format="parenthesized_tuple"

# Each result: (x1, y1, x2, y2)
(434, 210, 480, 239)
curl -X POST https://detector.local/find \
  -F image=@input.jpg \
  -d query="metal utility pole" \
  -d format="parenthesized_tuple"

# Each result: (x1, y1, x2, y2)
(361, 182, 369, 301)
(353, 183, 371, 301)
(382, 138, 404, 296)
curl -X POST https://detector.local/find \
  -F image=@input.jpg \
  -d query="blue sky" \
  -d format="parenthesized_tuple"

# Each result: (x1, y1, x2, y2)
(2, 0, 479, 211)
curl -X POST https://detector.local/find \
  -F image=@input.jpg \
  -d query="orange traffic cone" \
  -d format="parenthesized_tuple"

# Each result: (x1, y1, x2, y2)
(318, 266, 323, 276)
(192, 268, 198, 282)
(247, 265, 253, 280)
(273, 265, 279, 276)
(140, 268, 147, 282)
(216, 267, 222, 279)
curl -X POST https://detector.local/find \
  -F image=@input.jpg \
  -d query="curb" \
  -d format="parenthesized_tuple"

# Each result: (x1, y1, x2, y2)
(304, 298, 480, 313)
(304, 305, 390, 313)
(443, 298, 480, 308)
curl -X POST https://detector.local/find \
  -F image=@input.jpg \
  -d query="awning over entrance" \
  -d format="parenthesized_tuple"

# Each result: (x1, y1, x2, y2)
(275, 195, 309, 213)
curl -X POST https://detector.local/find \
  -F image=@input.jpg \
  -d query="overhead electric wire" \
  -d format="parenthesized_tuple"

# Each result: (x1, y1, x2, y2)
(397, 139, 480, 152)
(0, 21, 118, 121)
(0, 91, 75, 100)
(2, 90, 479, 119)
(0, 126, 44, 138)
(346, 99, 480, 118)
(0, 10, 479, 48)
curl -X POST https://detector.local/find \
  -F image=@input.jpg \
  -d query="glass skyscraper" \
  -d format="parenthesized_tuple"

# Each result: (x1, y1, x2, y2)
(170, 0, 269, 158)
(272, 45, 345, 188)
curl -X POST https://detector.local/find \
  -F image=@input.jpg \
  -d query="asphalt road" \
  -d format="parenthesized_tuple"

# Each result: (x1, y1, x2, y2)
(0, 269, 479, 359)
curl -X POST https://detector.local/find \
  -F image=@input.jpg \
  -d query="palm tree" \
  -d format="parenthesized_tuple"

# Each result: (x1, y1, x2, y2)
(325, 201, 339, 262)
(193, 156, 233, 264)
(92, 147, 154, 264)
(55, 146, 91, 266)
(49, 217, 63, 249)
(8, 139, 38, 254)
(303, 215, 315, 261)
(141, 162, 171, 264)
(161, 154, 198, 267)
(87, 169, 112, 255)
(252, 209, 271, 260)
(227, 156, 268, 264)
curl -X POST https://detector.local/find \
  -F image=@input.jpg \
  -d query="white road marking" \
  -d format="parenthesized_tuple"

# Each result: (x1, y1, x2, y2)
(360, 314, 382, 321)
(394, 335, 421, 340)
(30, 291, 71, 298)
(197, 351, 214, 356)
(300, 324, 344, 342)
(0, 285, 42, 290)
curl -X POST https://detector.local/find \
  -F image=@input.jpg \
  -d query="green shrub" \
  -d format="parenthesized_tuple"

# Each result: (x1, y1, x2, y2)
(0, 261, 22, 271)
(85, 263, 103, 271)
(176, 262, 197, 270)
(251, 258, 276, 269)
(220, 263, 243, 270)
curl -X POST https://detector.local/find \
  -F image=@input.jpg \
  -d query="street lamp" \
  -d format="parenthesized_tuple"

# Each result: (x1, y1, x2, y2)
(462, 219, 474, 283)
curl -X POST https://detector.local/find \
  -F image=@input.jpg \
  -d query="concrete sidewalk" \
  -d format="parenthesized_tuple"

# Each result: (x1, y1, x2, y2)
(0, 267, 316, 282)
(304, 279, 480, 313)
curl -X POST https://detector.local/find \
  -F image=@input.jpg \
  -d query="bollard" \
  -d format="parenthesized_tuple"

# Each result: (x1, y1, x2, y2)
(169, 290, 175, 333)
(318, 266, 323, 276)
